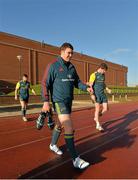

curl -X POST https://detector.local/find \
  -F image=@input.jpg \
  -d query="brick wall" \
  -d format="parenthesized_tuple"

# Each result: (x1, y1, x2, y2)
(0, 32, 128, 88)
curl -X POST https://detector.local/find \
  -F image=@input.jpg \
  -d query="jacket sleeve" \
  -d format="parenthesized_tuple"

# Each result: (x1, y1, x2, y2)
(89, 73, 96, 83)
(15, 82, 20, 90)
(41, 63, 55, 102)
(74, 68, 88, 91)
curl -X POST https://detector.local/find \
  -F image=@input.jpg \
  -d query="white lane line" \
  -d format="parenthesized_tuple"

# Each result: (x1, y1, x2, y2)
(0, 114, 123, 136)
(0, 116, 136, 152)
(81, 126, 138, 156)
(0, 127, 35, 135)
(29, 126, 138, 179)
(0, 136, 51, 153)
(0, 114, 92, 135)
(0, 125, 93, 152)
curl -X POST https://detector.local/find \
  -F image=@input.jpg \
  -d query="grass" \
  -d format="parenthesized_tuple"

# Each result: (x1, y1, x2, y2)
(7, 84, 88, 96)
(109, 86, 138, 94)
(5, 84, 138, 96)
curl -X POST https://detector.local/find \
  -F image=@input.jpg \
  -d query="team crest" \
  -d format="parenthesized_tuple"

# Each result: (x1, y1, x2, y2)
(67, 74, 72, 79)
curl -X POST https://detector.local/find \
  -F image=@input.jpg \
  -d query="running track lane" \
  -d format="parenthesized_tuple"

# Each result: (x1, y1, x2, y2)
(0, 102, 138, 179)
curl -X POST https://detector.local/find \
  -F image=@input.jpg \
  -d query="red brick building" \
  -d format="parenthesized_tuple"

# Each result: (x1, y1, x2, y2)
(0, 32, 128, 87)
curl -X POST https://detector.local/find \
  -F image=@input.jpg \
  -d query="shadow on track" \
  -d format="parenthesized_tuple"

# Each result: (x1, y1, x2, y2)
(19, 109, 138, 179)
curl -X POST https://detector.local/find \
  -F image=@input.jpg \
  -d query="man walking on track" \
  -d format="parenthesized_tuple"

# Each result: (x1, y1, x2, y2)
(15, 74, 36, 121)
(89, 63, 111, 131)
(37, 42, 92, 169)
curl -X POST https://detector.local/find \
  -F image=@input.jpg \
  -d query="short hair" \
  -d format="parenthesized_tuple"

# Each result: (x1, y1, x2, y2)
(60, 42, 74, 51)
(23, 74, 28, 78)
(98, 63, 108, 70)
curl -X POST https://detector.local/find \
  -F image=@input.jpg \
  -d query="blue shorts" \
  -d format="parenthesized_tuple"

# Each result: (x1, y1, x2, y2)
(19, 96, 29, 103)
(53, 102, 72, 115)
(95, 93, 107, 104)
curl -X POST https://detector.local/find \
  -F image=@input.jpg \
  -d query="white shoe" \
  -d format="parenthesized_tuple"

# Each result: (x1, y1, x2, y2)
(73, 157, 90, 169)
(22, 117, 28, 122)
(49, 144, 63, 155)
(96, 124, 104, 131)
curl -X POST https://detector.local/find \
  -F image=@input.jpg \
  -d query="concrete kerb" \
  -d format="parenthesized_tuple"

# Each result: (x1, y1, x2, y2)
(0, 100, 117, 118)
(0, 100, 94, 118)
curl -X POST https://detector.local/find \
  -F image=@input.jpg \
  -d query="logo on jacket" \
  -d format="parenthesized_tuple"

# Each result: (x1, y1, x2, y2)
(67, 74, 72, 79)
(59, 67, 64, 72)
(62, 74, 74, 82)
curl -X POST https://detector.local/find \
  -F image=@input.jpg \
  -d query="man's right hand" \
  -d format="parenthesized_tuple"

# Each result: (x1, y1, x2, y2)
(87, 87, 93, 94)
(42, 102, 50, 112)
(15, 96, 18, 100)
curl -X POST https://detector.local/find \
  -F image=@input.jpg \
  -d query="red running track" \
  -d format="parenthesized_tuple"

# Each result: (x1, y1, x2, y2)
(0, 101, 138, 179)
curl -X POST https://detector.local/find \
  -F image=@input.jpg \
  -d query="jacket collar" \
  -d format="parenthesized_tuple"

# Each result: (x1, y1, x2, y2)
(57, 56, 73, 69)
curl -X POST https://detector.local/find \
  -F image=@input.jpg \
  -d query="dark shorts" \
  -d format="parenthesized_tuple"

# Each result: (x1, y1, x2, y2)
(53, 102, 72, 115)
(19, 96, 29, 103)
(95, 93, 108, 104)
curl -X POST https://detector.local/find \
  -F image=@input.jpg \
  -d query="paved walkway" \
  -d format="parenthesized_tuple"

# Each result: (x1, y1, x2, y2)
(0, 100, 95, 117)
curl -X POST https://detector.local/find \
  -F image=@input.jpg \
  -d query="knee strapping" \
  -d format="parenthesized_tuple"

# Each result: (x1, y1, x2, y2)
(55, 125, 62, 132)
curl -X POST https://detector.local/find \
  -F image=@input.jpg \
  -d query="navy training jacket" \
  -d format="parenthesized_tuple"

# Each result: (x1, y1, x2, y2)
(41, 56, 88, 103)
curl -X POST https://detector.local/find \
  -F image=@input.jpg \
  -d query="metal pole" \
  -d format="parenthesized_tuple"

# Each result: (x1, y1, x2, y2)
(19, 59, 21, 80)
(17, 55, 22, 80)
